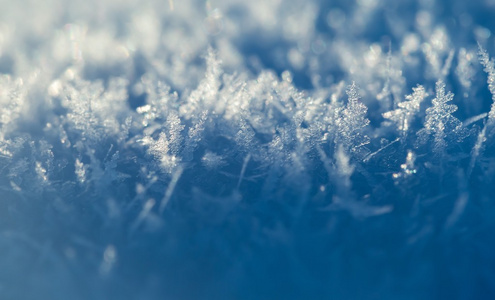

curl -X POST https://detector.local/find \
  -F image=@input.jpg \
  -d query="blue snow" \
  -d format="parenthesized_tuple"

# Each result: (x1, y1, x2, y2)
(0, 0, 495, 299)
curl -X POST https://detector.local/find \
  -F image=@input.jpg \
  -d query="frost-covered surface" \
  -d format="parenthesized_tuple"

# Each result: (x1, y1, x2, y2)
(1, 0, 495, 299)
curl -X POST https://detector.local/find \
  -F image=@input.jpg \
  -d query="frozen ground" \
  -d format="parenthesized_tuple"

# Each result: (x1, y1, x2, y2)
(1, 0, 495, 299)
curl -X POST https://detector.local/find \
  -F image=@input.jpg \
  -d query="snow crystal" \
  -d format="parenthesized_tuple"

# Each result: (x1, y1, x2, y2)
(1, 0, 495, 299)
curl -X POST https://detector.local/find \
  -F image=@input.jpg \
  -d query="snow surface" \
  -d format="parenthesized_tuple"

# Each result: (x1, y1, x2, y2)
(1, 0, 495, 299)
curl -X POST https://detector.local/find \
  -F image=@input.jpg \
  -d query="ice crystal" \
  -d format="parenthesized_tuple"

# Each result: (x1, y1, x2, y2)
(383, 85, 428, 139)
(417, 80, 466, 155)
(335, 82, 370, 158)
(1, 0, 495, 299)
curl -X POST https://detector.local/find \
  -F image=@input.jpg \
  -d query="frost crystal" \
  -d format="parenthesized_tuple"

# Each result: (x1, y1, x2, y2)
(335, 82, 370, 158)
(417, 80, 466, 155)
(468, 44, 495, 174)
(478, 44, 495, 131)
(383, 85, 428, 138)
(2, 1, 495, 299)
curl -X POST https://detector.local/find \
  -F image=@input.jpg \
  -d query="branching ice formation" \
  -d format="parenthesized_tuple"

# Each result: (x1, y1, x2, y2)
(1, 0, 495, 299)
(417, 80, 467, 155)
